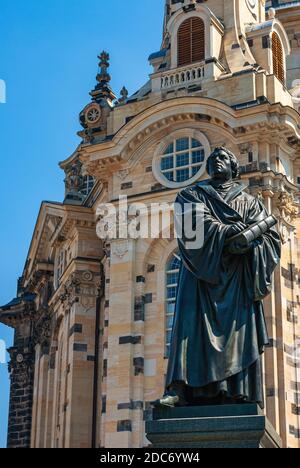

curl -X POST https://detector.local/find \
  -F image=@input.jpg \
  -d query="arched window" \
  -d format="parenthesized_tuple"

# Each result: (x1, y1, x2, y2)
(178, 17, 205, 67)
(165, 251, 182, 357)
(272, 32, 285, 84)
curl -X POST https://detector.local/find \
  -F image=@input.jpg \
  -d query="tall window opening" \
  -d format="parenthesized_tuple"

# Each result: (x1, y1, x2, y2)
(272, 32, 285, 84)
(165, 251, 182, 357)
(178, 17, 205, 67)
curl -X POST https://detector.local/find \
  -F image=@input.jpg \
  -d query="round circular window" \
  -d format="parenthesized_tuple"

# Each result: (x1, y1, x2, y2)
(153, 130, 210, 189)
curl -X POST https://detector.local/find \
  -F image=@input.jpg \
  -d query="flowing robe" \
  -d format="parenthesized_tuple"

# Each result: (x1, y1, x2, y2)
(166, 181, 281, 407)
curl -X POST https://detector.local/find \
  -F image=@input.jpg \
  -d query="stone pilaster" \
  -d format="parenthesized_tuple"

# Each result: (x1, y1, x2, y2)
(105, 238, 137, 448)
(47, 266, 103, 448)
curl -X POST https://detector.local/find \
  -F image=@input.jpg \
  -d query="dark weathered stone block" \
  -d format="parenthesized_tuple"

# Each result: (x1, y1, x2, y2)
(146, 404, 282, 449)
(117, 420, 132, 432)
(119, 336, 142, 345)
(73, 343, 88, 352)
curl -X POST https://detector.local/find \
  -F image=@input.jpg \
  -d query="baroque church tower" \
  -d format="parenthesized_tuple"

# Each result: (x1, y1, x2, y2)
(1, 0, 300, 448)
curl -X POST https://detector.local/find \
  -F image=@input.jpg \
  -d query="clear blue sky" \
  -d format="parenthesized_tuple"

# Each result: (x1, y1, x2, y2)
(0, 0, 164, 448)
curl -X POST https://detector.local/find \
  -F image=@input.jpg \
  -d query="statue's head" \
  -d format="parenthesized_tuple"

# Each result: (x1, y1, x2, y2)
(206, 147, 240, 181)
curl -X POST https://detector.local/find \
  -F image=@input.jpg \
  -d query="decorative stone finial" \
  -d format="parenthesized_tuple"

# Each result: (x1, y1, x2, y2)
(96, 51, 111, 86)
(78, 50, 116, 141)
(89, 50, 116, 104)
(268, 8, 276, 19)
(118, 86, 129, 104)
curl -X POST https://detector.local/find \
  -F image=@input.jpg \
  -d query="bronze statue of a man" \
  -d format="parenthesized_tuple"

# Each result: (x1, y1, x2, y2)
(158, 147, 281, 408)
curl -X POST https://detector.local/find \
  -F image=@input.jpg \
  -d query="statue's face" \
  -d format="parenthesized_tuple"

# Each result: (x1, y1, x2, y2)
(208, 150, 233, 181)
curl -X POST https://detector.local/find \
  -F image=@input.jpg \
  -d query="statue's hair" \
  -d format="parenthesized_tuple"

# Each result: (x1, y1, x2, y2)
(206, 147, 240, 179)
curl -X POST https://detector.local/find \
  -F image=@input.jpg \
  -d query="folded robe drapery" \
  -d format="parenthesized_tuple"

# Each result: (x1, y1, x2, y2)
(166, 181, 281, 407)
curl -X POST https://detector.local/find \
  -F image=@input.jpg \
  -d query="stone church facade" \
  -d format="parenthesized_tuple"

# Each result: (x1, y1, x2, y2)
(1, 0, 300, 448)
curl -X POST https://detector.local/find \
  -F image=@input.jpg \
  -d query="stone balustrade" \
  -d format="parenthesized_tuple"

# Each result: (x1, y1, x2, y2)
(160, 62, 206, 90)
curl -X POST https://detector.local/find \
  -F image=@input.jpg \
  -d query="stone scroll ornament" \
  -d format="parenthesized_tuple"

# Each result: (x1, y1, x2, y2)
(154, 147, 281, 409)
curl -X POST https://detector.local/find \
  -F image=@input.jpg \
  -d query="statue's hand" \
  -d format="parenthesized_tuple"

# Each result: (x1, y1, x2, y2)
(227, 239, 261, 255)
(225, 222, 247, 239)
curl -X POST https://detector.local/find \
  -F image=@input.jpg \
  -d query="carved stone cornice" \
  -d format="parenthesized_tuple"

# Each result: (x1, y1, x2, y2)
(80, 113, 202, 179)
(79, 97, 300, 180)
(0, 299, 36, 329)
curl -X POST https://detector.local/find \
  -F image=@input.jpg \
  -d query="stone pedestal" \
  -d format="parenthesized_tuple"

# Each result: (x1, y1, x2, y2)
(146, 404, 282, 449)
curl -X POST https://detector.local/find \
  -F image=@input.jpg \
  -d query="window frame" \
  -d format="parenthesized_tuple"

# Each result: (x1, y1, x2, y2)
(167, 8, 222, 70)
(272, 32, 285, 85)
(160, 136, 205, 184)
(153, 129, 210, 189)
(165, 251, 182, 358)
(177, 17, 205, 68)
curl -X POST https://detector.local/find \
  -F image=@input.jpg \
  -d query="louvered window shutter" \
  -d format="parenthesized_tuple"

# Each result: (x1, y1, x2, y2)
(178, 18, 205, 67)
(272, 32, 285, 85)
